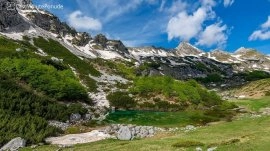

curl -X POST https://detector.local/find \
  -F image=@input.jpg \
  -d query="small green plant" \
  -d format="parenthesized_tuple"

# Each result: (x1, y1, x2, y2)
(208, 138, 240, 147)
(65, 127, 81, 134)
(172, 140, 204, 148)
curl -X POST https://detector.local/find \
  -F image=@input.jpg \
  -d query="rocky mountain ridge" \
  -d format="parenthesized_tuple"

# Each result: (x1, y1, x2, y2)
(0, 0, 270, 88)
(1, 0, 270, 73)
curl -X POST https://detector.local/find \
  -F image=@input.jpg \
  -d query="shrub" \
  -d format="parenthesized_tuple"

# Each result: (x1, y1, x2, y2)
(196, 73, 223, 83)
(0, 58, 89, 102)
(0, 74, 88, 121)
(131, 76, 222, 106)
(65, 127, 81, 134)
(265, 91, 270, 96)
(245, 71, 270, 81)
(107, 92, 136, 109)
(172, 140, 204, 148)
(0, 110, 60, 146)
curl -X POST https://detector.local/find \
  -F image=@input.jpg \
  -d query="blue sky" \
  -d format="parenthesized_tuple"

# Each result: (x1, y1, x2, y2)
(32, 0, 270, 54)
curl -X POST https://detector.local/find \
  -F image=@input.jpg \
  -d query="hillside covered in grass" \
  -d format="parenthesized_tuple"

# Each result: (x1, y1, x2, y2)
(108, 76, 233, 110)
(228, 78, 270, 98)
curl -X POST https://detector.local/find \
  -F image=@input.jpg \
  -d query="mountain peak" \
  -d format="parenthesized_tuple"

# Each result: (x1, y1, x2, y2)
(174, 41, 203, 56)
(235, 47, 255, 54)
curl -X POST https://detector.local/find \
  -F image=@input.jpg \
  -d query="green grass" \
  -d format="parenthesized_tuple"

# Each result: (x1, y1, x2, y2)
(232, 97, 270, 112)
(20, 97, 270, 151)
(21, 115, 270, 151)
(0, 36, 20, 56)
(0, 36, 39, 58)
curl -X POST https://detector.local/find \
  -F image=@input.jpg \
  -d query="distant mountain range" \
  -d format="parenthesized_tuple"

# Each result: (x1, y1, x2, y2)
(1, 0, 270, 88)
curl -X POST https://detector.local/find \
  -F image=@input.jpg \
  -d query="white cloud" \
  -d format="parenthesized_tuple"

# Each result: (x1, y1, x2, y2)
(159, 0, 166, 12)
(166, 0, 230, 48)
(77, 0, 157, 22)
(166, 0, 218, 40)
(262, 16, 270, 28)
(166, 0, 188, 14)
(201, 0, 216, 7)
(223, 0, 235, 7)
(196, 23, 228, 48)
(167, 8, 208, 40)
(249, 16, 270, 41)
(68, 10, 102, 31)
(249, 30, 270, 41)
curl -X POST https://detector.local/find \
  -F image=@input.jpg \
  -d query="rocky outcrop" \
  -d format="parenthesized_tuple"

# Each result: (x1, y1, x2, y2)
(104, 124, 157, 140)
(70, 113, 82, 122)
(0, 137, 26, 151)
(137, 55, 233, 79)
(94, 34, 108, 48)
(0, 0, 29, 31)
(48, 121, 70, 131)
(174, 41, 203, 56)
(25, 12, 76, 36)
(71, 32, 91, 46)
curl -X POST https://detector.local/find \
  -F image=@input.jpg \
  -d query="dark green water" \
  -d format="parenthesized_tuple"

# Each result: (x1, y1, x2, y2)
(105, 110, 203, 127)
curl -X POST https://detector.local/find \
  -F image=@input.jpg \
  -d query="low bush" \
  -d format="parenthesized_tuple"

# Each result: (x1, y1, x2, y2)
(107, 92, 136, 109)
(196, 73, 223, 83)
(0, 73, 88, 145)
(0, 110, 60, 146)
(172, 140, 204, 148)
(0, 58, 89, 102)
(65, 127, 81, 134)
(131, 76, 222, 106)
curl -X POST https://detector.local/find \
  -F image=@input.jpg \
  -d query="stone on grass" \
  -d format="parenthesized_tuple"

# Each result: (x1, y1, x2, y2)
(0, 137, 26, 151)
(117, 126, 133, 140)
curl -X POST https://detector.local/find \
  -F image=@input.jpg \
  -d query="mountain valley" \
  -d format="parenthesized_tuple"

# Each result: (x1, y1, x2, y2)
(0, 0, 270, 150)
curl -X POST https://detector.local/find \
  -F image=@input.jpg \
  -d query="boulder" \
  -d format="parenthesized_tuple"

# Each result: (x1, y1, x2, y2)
(0, 137, 26, 151)
(84, 113, 93, 120)
(137, 127, 149, 138)
(117, 126, 133, 140)
(70, 113, 81, 122)
(207, 147, 218, 151)
(48, 121, 70, 131)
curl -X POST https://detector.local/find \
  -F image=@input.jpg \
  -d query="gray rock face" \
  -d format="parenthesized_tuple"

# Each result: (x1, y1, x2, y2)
(71, 32, 91, 46)
(0, 137, 26, 151)
(70, 113, 81, 122)
(117, 126, 133, 140)
(107, 40, 129, 55)
(94, 34, 108, 48)
(0, 0, 27, 31)
(174, 41, 202, 56)
(26, 12, 75, 36)
(16, 0, 31, 6)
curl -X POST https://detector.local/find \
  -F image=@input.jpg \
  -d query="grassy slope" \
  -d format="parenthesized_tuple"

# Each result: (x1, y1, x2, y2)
(33, 37, 100, 91)
(229, 78, 270, 98)
(21, 116, 270, 151)
(232, 97, 270, 112)
(21, 97, 270, 151)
